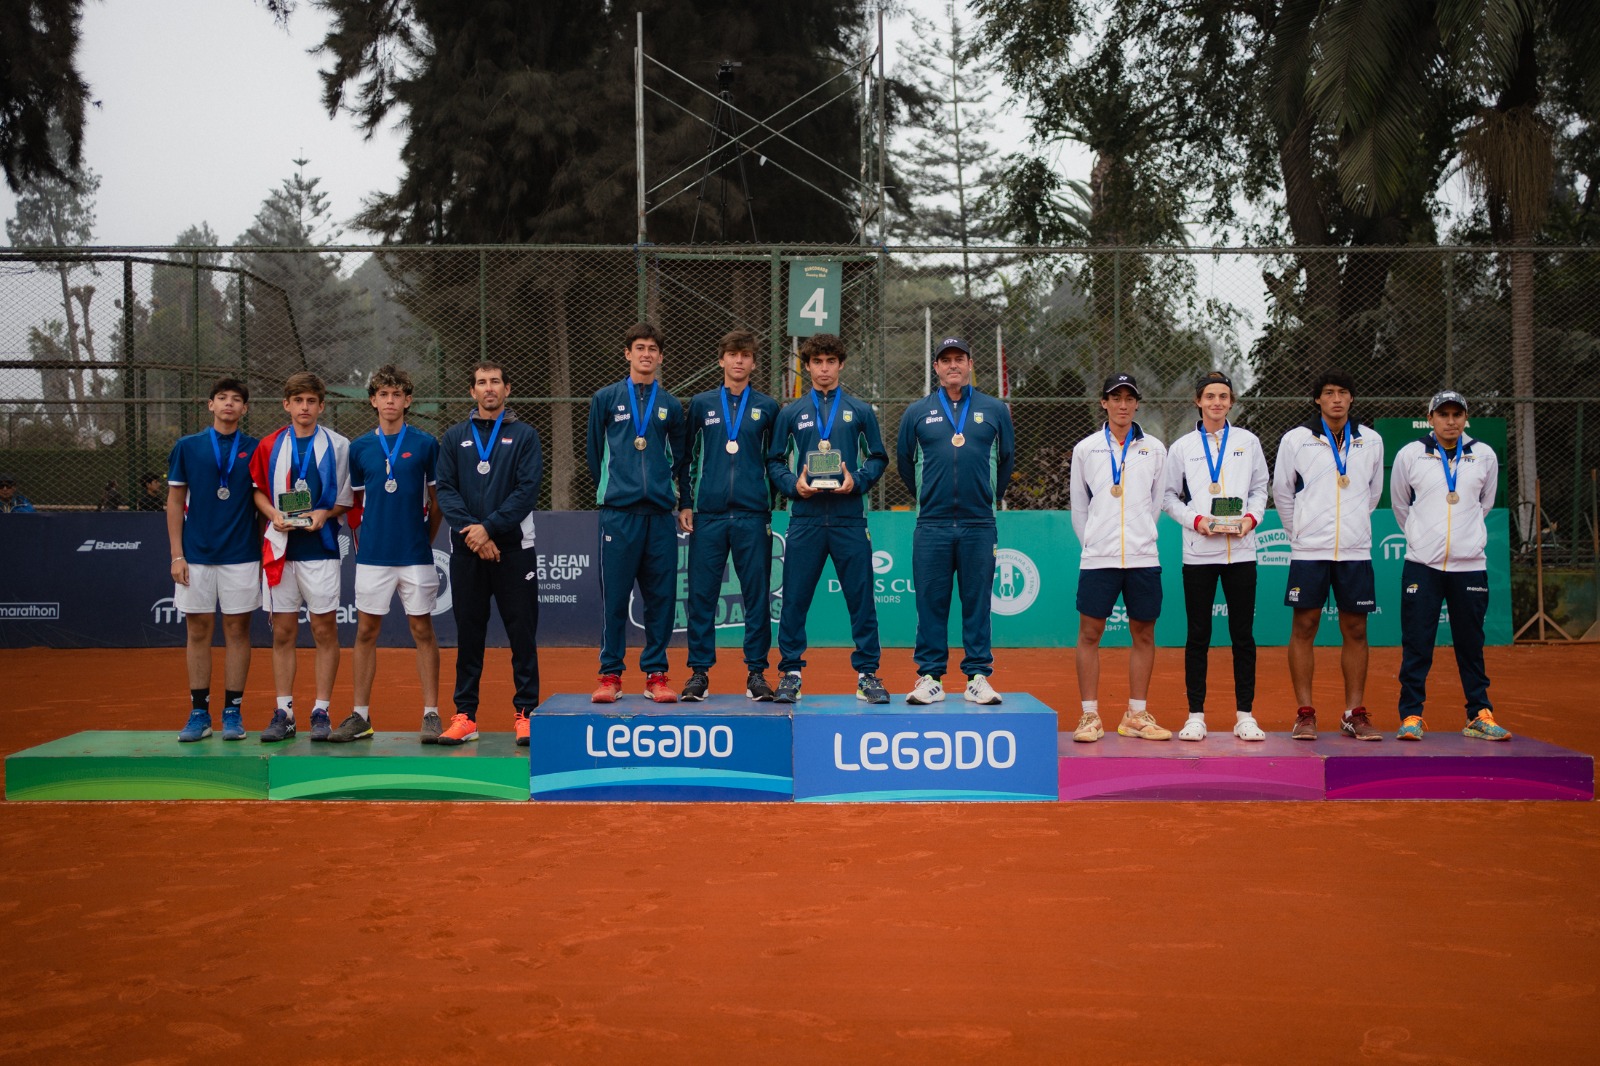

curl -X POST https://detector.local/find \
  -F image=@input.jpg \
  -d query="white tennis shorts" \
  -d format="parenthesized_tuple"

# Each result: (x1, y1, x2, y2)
(354, 563, 439, 616)
(262, 558, 342, 615)
(175, 562, 260, 616)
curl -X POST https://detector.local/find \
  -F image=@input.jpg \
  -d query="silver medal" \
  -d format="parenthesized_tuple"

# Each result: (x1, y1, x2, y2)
(726, 440, 739, 455)
(476, 460, 491, 475)
(216, 486, 230, 501)
(818, 440, 831, 452)
(294, 479, 309, 493)
(385, 479, 398, 493)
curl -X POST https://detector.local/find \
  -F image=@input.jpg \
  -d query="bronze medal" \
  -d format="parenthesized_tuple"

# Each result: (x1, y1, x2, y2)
(1446, 490, 1460, 505)
(1109, 484, 1123, 498)
(1208, 482, 1221, 495)
(1337, 473, 1350, 489)
(633, 436, 647, 451)
(951, 433, 966, 448)
(725, 440, 739, 455)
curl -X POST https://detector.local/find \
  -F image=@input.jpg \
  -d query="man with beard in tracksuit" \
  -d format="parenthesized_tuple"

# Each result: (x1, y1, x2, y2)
(766, 332, 890, 705)
(896, 336, 1015, 706)
(677, 328, 780, 702)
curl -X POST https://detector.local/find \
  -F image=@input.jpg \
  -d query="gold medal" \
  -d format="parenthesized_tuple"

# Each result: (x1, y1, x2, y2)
(818, 440, 831, 452)
(951, 433, 965, 448)
(633, 436, 647, 451)
(1446, 490, 1460, 504)
(1208, 482, 1221, 494)
(1337, 474, 1350, 488)
(725, 440, 739, 455)
(1109, 484, 1123, 498)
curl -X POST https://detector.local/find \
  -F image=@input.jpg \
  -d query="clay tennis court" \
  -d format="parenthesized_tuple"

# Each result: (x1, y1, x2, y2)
(2, 642, 1596, 1064)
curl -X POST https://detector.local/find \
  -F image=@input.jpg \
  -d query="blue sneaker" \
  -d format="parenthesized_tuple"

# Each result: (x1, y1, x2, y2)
(309, 709, 333, 742)
(221, 708, 246, 741)
(1463, 710, 1512, 741)
(260, 709, 295, 743)
(178, 709, 212, 742)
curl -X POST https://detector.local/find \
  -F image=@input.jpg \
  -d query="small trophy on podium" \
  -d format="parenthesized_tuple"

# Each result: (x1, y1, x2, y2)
(1209, 496, 1246, 536)
(806, 446, 845, 491)
(277, 487, 315, 530)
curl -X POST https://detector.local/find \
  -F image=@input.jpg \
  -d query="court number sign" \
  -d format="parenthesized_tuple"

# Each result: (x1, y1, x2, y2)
(787, 259, 841, 337)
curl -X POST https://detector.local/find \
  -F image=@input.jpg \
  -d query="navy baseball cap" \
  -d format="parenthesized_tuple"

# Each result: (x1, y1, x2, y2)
(934, 336, 971, 358)
(1428, 389, 1469, 414)
(1194, 370, 1234, 397)
(1102, 372, 1141, 398)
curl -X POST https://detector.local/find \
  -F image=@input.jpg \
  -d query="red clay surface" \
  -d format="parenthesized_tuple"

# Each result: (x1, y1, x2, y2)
(2, 643, 1597, 1064)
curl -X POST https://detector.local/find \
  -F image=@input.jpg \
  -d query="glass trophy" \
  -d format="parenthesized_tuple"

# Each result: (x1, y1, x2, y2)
(277, 488, 315, 529)
(1209, 495, 1245, 535)
(806, 448, 844, 491)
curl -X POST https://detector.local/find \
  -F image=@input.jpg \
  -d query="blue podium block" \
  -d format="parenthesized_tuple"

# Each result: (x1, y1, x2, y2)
(792, 694, 1059, 802)
(528, 694, 794, 801)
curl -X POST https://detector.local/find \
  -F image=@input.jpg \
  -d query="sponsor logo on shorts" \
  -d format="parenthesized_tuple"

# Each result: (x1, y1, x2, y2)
(77, 539, 141, 551)
(991, 548, 1040, 616)
(1288, 586, 1301, 603)
(1468, 586, 1488, 593)
(1, 602, 60, 621)
(1406, 583, 1419, 593)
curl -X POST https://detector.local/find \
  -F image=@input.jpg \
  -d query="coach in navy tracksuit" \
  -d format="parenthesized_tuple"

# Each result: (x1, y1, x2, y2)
(766, 332, 890, 704)
(435, 360, 544, 743)
(677, 329, 781, 702)
(896, 337, 1015, 706)
(587, 322, 688, 703)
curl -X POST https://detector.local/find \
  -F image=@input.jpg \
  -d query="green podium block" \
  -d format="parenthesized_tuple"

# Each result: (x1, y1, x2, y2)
(6, 731, 271, 801)
(266, 733, 530, 801)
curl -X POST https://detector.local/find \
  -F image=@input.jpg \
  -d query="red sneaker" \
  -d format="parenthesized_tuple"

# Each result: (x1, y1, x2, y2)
(644, 673, 678, 703)
(436, 713, 479, 746)
(514, 712, 530, 747)
(591, 674, 622, 703)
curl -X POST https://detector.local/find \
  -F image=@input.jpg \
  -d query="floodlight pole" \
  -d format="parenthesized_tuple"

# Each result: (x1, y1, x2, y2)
(636, 12, 647, 246)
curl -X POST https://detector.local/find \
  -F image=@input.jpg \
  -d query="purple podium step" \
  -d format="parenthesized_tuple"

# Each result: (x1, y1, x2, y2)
(1321, 733, 1593, 801)
(1057, 733, 1325, 801)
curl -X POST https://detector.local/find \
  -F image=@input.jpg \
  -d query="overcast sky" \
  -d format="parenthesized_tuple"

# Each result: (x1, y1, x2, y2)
(1, 0, 1042, 249)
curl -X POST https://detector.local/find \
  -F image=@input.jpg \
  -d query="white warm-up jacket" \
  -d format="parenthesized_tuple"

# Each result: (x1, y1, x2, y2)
(1070, 422, 1166, 569)
(1390, 434, 1498, 571)
(1272, 419, 1384, 561)
(1161, 421, 1271, 565)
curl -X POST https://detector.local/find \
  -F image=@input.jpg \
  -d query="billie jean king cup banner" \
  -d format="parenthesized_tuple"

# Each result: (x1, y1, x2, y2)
(0, 509, 1508, 649)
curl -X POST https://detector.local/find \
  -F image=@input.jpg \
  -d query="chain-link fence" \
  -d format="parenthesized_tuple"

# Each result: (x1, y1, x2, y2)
(4, 243, 1598, 610)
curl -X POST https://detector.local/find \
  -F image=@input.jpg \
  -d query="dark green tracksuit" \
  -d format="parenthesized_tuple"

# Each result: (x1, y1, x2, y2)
(896, 387, 1015, 679)
(766, 388, 888, 674)
(679, 385, 780, 671)
(586, 378, 687, 677)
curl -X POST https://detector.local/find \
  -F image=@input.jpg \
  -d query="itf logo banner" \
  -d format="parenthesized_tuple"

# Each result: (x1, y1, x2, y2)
(791, 695, 1059, 802)
(528, 694, 793, 801)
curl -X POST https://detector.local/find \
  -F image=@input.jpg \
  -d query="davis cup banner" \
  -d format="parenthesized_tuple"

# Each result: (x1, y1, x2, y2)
(0, 509, 1509, 649)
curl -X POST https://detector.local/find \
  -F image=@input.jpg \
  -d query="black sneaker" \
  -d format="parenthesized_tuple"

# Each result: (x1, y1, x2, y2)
(328, 712, 374, 743)
(773, 672, 802, 704)
(745, 670, 775, 701)
(259, 709, 295, 743)
(856, 672, 890, 705)
(681, 670, 710, 702)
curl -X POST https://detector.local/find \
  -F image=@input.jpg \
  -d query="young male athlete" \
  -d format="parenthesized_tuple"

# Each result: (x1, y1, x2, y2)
(251, 372, 353, 743)
(896, 336, 1015, 705)
(1160, 370, 1271, 741)
(1390, 390, 1510, 741)
(766, 332, 890, 705)
(677, 328, 780, 701)
(435, 360, 544, 745)
(330, 364, 444, 743)
(1272, 369, 1385, 740)
(588, 322, 688, 703)
(1069, 373, 1170, 743)
(167, 378, 260, 741)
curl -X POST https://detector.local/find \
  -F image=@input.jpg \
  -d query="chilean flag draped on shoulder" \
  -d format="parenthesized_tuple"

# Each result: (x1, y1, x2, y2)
(250, 425, 351, 587)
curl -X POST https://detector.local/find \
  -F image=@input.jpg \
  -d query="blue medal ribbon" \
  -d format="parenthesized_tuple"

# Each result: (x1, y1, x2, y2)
(209, 427, 241, 488)
(1200, 420, 1230, 487)
(377, 423, 408, 480)
(1104, 423, 1135, 489)
(936, 386, 971, 440)
(292, 428, 323, 487)
(1433, 434, 1461, 497)
(1320, 416, 1351, 483)
(472, 407, 507, 468)
(810, 388, 841, 446)
(627, 379, 660, 442)
(720, 385, 750, 446)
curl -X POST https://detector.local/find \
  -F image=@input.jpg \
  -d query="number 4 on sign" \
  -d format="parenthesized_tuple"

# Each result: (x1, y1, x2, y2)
(800, 287, 830, 327)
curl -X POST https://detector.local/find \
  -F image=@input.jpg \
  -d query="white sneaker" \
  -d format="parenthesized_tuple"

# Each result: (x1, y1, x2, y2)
(964, 675, 1002, 705)
(1233, 716, 1267, 741)
(906, 674, 945, 705)
(1177, 717, 1207, 741)
(1073, 712, 1104, 743)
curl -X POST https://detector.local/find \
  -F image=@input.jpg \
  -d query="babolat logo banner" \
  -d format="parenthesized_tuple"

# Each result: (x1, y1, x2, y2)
(791, 695, 1059, 802)
(527, 695, 793, 801)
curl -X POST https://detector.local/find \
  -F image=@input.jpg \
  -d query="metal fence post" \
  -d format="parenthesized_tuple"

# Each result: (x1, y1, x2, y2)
(191, 251, 201, 415)
(769, 247, 782, 398)
(1572, 402, 1585, 550)
(478, 249, 488, 362)
(238, 273, 248, 434)
(1112, 250, 1122, 368)
(1443, 252, 1455, 389)
(636, 247, 648, 323)
(122, 259, 135, 500)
